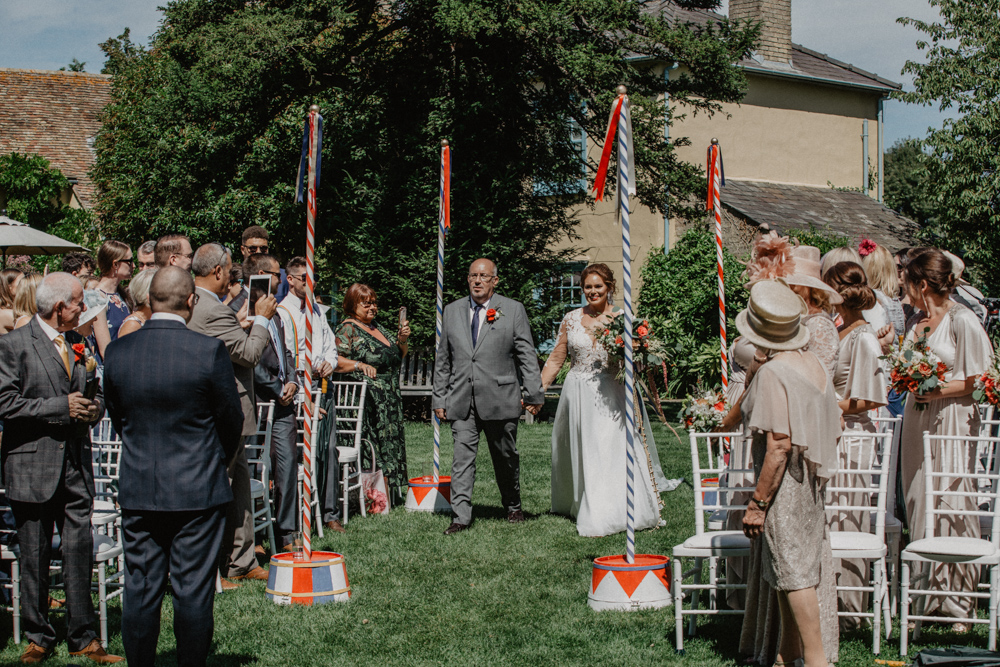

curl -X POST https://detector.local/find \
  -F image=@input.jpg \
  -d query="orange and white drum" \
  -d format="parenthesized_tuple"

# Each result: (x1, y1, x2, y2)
(405, 475, 452, 513)
(587, 554, 671, 611)
(266, 551, 350, 606)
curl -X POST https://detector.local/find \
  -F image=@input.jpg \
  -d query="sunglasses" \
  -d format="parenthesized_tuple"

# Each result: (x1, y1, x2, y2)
(245, 245, 269, 254)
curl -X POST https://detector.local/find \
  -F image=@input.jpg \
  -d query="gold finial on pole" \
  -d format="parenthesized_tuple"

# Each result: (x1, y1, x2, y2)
(441, 139, 449, 147)
(616, 85, 627, 96)
(711, 138, 719, 145)
(309, 104, 320, 113)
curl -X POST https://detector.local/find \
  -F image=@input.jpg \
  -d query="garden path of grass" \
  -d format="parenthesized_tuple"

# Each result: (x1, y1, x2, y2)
(0, 421, 991, 665)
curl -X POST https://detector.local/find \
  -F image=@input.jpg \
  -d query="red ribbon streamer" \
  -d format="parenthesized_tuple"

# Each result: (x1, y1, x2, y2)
(591, 95, 624, 202)
(442, 146, 451, 230)
(706, 144, 718, 211)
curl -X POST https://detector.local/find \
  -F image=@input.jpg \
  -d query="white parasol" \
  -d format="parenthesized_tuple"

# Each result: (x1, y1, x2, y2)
(0, 214, 87, 266)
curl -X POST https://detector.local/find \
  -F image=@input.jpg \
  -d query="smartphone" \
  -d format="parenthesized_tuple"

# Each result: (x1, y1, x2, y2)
(248, 275, 272, 316)
(398, 307, 407, 327)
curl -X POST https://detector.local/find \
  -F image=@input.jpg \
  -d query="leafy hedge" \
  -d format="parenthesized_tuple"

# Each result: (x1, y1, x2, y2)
(637, 227, 748, 398)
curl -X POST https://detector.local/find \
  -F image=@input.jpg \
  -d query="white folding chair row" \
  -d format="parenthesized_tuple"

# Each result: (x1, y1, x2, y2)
(0, 488, 21, 644)
(248, 402, 277, 552)
(88, 418, 126, 648)
(330, 380, 369, 525)
(826, 429, 893, 654)
(900, 431, 1000, 656)
(672, 431, 752, 654)
(870, 415, 903, 616)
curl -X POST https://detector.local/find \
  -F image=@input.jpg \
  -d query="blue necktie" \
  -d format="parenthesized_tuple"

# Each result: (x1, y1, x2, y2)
(471, 304, 483, 347)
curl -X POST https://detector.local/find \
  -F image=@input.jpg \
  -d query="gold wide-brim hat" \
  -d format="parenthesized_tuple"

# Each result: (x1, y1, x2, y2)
(736, 280, 811, 351)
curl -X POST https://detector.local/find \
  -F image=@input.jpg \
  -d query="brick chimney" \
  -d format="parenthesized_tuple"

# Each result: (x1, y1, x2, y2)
(729, 0, 792, 65)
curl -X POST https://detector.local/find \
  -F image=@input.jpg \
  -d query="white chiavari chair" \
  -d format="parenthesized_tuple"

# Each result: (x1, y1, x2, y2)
(330, 380, 369, 525)
(249, 402, 277, 552)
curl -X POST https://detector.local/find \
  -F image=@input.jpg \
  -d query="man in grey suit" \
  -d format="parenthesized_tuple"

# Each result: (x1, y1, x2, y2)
(0, 273, 122, 663)
(187, 243, 276, 584)
(433, 258, 544, 535)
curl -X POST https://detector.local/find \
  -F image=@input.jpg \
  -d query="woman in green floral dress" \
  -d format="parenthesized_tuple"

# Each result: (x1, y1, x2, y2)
(335, 284, 410, 506)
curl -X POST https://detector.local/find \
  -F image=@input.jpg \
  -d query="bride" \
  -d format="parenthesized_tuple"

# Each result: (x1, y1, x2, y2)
(541, 263, 664, 537)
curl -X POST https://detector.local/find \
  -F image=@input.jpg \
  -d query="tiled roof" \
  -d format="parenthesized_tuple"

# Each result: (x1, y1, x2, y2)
(640, 3, 901, 92)
(0, 69, 111, 208)
(720, 179, 919, 251)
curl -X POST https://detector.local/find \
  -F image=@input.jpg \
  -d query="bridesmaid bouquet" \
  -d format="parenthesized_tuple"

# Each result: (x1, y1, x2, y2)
(973, 359, 1000, 408)
(882, 327, 947, 412)
(680, 387, 728, 432)
(593, 316, 665, 383)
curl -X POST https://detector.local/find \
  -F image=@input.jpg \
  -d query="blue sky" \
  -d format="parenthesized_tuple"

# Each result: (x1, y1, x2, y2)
(0, 0, 955, 147)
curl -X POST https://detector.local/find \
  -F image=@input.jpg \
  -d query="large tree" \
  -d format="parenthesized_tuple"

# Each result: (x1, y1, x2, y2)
(93, 0, 757, 344)
(883, 138, 938, 230)
(897, 0, 999, 292)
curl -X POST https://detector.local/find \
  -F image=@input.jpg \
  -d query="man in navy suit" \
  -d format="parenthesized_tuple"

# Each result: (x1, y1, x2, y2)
(104, 267, 244, 667)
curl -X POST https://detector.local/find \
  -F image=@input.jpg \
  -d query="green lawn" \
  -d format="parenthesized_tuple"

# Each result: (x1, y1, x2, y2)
(0, 421, 992, 665)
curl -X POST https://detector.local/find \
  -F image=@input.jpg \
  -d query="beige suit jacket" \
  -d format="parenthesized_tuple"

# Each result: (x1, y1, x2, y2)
(188, 286, 270, 435)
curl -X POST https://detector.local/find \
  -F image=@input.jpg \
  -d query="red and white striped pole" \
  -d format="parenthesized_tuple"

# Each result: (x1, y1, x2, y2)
(707, 139, 727, 392)
(300, 105, 321, 561)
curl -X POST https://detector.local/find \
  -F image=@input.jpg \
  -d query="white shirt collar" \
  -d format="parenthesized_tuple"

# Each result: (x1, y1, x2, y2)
(34, 314, 60, 341)
(196, 286, 223, 302)
(150, 313, 187, 324)
(470, 295, 492, 312)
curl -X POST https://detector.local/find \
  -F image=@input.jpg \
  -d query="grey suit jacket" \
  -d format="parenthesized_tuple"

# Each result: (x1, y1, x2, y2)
(432, 294, 543, 421)
(187, 287, 270, 435)
(0, 318, 101, 503)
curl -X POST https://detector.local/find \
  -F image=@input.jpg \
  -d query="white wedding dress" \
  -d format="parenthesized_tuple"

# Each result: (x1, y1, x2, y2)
(542, 308, 664, 537)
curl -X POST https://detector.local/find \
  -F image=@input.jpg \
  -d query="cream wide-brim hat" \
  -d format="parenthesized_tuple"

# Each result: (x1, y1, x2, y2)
(941, 250, 972, 286)
(76, 289, 109, 328)
(736, 280, 811, 352)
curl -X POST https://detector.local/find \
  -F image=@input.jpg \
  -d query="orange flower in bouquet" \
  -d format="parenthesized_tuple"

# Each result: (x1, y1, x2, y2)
(882, 327, 946, 411)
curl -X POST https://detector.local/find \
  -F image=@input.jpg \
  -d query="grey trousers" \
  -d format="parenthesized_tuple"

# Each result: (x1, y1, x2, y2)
(219, 439, 256, 577)
(449, 401, 521, 526)
(267, 411, 298, 547)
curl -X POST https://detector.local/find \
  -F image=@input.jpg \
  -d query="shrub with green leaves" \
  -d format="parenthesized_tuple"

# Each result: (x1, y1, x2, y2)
(638, 227, 748, 397)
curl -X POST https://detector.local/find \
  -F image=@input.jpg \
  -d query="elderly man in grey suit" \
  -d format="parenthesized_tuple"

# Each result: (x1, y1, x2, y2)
(433, 258, 544, 535)
(0, 273, 122, 663)
(188, 243, 276, 584)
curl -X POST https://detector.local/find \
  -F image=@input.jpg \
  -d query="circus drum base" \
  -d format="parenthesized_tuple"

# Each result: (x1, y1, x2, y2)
(266, 551, 351, 606)
(587, 554, 672, 611)
(405, 475, 452, 513)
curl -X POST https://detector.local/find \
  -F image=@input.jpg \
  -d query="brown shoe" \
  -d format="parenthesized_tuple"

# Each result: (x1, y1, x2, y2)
(254, 544, 266, 556)
(47, 596, 64, 609)
(220, 578, 241, 591)
(230, 565, 269, 581)
(443, 522, 470, 535)
(68, 639, 124, 664)
(325, 520, 346, 533)
(507, 510, 525, 524)
(20, 643, 52, 664)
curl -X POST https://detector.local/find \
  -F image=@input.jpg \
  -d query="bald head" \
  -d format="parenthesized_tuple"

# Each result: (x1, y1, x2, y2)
(150, 266, 196, 320)
(467, 258, 498, 305)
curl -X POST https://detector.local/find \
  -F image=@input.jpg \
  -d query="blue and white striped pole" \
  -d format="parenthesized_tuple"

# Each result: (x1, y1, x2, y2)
(616, 86, 637, 565)
(433, 140, 450, 484)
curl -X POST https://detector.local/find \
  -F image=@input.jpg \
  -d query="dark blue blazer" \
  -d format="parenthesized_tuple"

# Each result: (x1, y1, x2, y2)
(103, 319, 244, 512)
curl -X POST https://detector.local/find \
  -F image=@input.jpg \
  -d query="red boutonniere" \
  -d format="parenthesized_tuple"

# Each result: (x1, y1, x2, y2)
(72, 343, 86, 362)
(486, 308, 499, 323)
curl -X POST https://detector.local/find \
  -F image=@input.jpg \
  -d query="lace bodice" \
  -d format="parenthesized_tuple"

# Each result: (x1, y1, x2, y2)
(541, 309, 613, 387)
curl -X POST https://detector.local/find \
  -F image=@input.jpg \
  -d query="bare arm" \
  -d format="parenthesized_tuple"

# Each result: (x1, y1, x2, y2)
(742, 431, 792, 539)
(93, 310, 111, 358)
(540, 319, 568, 390)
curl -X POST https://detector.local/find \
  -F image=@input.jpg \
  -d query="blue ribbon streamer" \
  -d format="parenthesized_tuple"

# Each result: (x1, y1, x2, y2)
(295, 114, 324, 203)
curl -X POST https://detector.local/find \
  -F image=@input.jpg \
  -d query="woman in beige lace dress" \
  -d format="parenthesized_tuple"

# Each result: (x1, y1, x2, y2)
(738, 281, 842, 667)
(823, 261, 888, 629)
(899, 248, 994, 631)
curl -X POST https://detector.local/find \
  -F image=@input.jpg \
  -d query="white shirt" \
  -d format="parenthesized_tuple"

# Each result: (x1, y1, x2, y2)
(35, 314, 60, 342)
(469, 296, 493, 335)
(276, 292, 339, 371)
(150, 313, 186, 325)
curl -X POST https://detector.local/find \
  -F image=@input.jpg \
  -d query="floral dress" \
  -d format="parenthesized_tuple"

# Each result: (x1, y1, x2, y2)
(335, 320, 408, 502)
(101, 289, 131, 343)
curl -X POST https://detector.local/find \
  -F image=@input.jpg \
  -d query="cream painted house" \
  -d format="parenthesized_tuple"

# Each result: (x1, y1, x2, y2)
(551, 0, 917, 304)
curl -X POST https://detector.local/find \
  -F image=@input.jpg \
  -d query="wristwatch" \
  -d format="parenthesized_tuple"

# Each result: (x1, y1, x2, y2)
(751, 496, 770, 511)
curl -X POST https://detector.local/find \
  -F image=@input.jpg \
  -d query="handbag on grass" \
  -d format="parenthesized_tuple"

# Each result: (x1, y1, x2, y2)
(360, 468, 390, 515)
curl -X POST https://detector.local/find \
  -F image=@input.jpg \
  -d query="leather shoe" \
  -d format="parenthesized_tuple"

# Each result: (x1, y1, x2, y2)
(68, 639, 124, 664)
(443, 522, 469, 535)
(231, 565, 269, 581)
(20, 642, 52, 664)
(507, 510, 525, 524)
(220, 579, 241, 591)
(325, 520, 346, 533)
(254, 544, 266, 556)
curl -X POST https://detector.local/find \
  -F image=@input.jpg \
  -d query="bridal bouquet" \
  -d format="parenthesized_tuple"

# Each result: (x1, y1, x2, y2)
(973, 358, 1000, 408)
(882, 327, 947, 412)
(680, 387, 728, 432)
(593, 315, 665, 383)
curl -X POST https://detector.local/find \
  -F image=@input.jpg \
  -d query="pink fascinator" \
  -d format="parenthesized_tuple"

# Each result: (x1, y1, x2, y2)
(858, 238, 877, 257)
(743, 231, 797, 283)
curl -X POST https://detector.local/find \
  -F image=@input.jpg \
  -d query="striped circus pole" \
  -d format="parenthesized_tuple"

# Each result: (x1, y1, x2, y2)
(433, 140, 450, 484)
(295, 104, 323, 560)
(707, 139, 727, 393)
(586, 87, 671, 611)
(405, 140, 453, 513)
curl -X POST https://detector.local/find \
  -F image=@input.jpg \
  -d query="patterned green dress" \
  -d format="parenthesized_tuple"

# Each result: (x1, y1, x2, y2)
(335, 320, 408, 503)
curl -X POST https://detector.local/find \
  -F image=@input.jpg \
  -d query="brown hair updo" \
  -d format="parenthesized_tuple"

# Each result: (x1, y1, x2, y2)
(902, 247, 957, 297)
(823, 261, 877, 311)
(580, 263, 616, 295)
